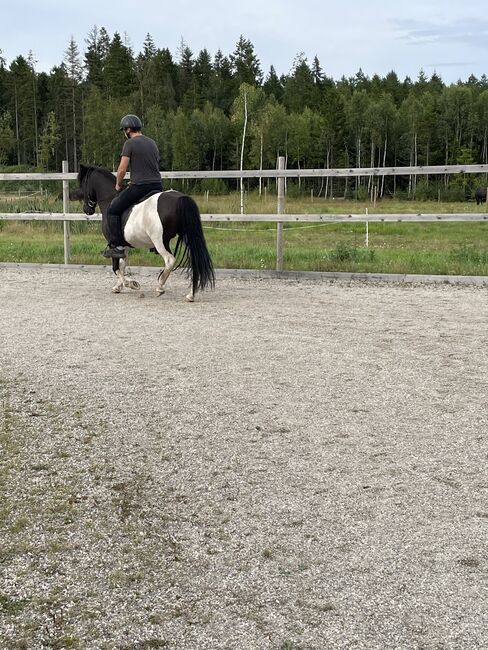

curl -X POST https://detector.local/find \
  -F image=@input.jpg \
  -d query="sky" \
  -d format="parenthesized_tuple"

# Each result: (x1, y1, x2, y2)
(3, 0, 488, 84)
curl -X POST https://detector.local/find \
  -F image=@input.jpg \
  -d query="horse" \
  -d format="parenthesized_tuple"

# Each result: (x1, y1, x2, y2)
(475, 186, 487, 205)
(78, 164, 214, 301)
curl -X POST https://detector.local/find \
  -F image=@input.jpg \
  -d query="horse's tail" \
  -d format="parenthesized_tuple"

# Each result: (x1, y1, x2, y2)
(174, 195, 215, 294)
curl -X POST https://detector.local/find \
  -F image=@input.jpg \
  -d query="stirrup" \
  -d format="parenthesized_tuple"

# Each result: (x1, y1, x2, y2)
(102, 245, 125, 259)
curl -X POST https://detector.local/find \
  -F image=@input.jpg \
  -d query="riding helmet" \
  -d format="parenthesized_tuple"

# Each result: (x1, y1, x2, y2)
(120, 114, 142, 131)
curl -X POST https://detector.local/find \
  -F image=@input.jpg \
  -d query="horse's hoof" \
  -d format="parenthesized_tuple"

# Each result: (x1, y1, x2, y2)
(112, 286, 122, 294)
(185, 294, 194, 303)
(128, 280, 140, 290)
(156, 288, 165, 296)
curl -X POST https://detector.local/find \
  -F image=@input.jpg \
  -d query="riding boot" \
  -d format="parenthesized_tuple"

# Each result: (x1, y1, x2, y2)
(107, 212, 124, 247)
(102, 212, 125, 258)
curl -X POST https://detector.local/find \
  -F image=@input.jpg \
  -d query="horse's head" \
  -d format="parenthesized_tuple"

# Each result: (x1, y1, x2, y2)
(78, 164, 117, 214)
(78, 164, 97, 215)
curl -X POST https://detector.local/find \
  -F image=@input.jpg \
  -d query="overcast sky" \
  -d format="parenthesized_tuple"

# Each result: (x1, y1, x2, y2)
(3, 0, 488, 84)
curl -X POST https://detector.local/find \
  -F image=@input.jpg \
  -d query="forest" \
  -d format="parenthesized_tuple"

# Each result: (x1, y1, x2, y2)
(2, 28, 488, 199)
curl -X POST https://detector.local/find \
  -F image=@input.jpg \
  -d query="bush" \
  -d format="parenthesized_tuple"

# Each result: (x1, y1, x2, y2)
(328, 241, 376, 263)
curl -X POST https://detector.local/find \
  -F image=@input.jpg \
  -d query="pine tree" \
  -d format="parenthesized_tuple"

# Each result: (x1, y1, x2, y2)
(178, 41, 197, 110)
(229, 36, 263, 87)
(282, 54, 315, 112)
(64, 37, 82, 169)
(263, 66, 283, 101)
(8, 55, 37, 165)
(212, 50, 235, 113)
(312, 56, 323, 85)
(193, 49, 214, 108)
(104, 32, 135, 99)
(84, 26, 110, 91)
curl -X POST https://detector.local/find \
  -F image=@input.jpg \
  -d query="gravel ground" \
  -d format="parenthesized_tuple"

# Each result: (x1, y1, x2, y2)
(0, 266, 487, 650)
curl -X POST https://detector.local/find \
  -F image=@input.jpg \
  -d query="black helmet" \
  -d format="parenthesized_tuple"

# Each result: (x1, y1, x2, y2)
(120, 114, 142, 131)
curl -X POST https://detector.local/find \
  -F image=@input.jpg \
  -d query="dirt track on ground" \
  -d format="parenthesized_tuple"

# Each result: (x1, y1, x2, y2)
(1, 266, 487, 649)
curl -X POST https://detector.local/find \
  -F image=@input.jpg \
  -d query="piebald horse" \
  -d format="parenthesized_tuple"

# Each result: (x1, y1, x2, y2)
(78, 164, 215, 301)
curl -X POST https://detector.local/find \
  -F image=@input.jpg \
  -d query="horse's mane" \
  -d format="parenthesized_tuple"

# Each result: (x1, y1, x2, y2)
(78, 164, 115, 185)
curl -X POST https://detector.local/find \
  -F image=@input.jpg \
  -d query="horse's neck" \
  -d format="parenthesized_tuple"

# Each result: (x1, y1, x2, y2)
(97, 179, 116, 213)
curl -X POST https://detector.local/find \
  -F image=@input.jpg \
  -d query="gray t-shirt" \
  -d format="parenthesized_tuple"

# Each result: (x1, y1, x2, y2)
(121, 134, 161, 185)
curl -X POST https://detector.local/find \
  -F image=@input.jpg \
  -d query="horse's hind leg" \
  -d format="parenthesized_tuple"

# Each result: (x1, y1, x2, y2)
(185, 286, 194, 303)
(155, 245, 175, 296)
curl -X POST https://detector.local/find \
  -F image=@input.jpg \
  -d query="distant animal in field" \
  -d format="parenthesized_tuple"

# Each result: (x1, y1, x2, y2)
(475, 186, 487, 205)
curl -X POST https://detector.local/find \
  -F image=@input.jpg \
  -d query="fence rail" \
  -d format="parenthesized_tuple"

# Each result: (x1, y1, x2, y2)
(2, 163, 488, 181)
(1, 212, 488, 223)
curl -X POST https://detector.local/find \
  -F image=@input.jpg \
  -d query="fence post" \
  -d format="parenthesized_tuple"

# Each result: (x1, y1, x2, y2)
(276, 156, 285, 271)
(62, 160, 70, 264)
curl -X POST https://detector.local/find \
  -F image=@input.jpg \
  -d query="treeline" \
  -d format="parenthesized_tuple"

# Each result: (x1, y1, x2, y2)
(2, 28, 488, 199)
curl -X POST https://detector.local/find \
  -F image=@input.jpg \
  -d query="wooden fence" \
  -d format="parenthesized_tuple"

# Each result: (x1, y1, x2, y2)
(1, 160, 488, 270)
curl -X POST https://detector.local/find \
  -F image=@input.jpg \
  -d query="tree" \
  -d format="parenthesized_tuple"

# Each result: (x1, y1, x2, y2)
(476, 90, 488, 163)
(172, 107, 200, 170)
(0, 111, 16, 164)
(144, 105, 173, 171)
(193, 49, 214, 108)
(346, 90, 370, 167)
(84, 26, 110, 90)
(231, 82, 266, 165)
(64, 37, 83, 169)
(249, 98, 288, 168)
(82, 85, 131, 167)
(282, 54, 316, 112)
(38, 111, 59, 170)
(263, 66, 283, 101)
(135, 38, 177, 115)
(229, 36, 263, 87)
(364, 93, 396, 196)
(399, 93, 422, 196)
(148, 48, 178, 114)
(104, 32, 135, 99)
(8, 55, 37, 165)
(438, 85, 474, 164)
(212, 50, 235, 112)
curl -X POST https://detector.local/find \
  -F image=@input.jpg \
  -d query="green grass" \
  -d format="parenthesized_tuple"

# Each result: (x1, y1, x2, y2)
(0, 192, 487, 275)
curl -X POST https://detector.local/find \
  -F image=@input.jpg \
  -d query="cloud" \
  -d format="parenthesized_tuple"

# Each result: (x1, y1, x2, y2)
(391, 17, 488, 49)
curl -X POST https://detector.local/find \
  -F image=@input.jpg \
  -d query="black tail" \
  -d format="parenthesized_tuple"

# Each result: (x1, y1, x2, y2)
(174, 195, 215, 294)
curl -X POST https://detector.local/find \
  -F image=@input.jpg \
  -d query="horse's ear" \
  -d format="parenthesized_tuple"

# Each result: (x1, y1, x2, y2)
(78, 164, 87, 183)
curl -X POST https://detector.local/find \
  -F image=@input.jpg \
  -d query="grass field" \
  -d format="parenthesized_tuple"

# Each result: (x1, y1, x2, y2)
(1, 192, 488, 275)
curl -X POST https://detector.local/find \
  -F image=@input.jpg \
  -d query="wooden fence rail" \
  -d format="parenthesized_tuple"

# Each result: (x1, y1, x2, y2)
(1, 212, 488, 223)
(2, 163, 488, 181)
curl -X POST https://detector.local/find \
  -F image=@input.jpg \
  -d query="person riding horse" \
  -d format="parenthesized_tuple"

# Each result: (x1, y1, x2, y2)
(102, 114, 163, 259)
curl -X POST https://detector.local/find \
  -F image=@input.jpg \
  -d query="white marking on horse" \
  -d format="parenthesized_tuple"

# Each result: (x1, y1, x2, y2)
(122, 193, 176, 295)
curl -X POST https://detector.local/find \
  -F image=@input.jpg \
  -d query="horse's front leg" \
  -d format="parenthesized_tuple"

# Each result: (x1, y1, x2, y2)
(111, 252, 139, 293)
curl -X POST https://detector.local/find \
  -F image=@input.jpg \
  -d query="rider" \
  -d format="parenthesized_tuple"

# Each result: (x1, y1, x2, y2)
(102, 114, 163, 258)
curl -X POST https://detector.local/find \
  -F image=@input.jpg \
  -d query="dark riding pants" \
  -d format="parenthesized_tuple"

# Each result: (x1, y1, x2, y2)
(107, 181, 163, 246)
